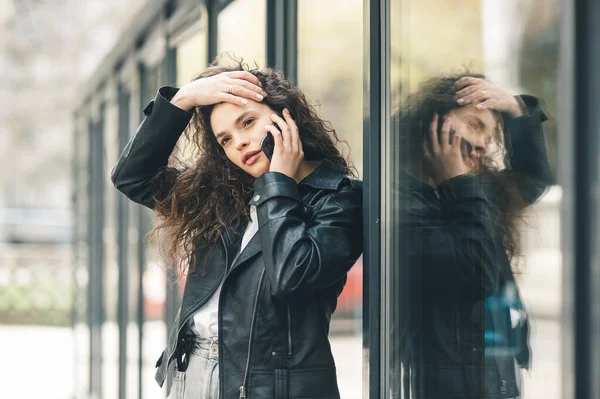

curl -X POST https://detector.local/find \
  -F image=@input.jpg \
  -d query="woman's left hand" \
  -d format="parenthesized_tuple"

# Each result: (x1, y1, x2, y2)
(266, 108, 304, 181)
(454, 77, 524, 117)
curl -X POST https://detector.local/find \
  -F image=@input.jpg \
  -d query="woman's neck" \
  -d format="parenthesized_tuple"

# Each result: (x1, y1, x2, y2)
(294, 160, 317, 183)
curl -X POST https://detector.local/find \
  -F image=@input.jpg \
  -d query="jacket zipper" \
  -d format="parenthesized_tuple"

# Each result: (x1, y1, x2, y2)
(287, 305, 293, 355)
(240, 268, 265, 399)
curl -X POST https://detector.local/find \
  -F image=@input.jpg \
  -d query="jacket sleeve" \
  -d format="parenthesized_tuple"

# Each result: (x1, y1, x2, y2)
(402, 175, 500, 295)
(503, 95, 552, 204)
(250, 172, 363, 302)
(111, 86, 192, 209)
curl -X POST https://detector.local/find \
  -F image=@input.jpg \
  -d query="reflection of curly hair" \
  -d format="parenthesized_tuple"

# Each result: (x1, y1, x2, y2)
(394, 73, 528, 264)
(150, 60, 355, 275)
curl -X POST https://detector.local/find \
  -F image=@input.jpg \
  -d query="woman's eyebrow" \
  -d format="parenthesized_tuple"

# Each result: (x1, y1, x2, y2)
(465, 115, 486, 131)
(215, 110, 255, 139)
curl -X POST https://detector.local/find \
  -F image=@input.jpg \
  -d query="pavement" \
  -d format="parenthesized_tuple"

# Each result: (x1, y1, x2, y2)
(0, 317, 559, 399)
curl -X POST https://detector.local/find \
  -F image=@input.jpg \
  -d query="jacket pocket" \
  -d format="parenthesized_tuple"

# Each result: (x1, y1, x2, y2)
(274, 369, 289, 399)
(167, 371, 185, 399)
(288, 367, 339, 398)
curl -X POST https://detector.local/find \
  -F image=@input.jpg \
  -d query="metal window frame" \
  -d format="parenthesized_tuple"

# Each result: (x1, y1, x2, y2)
(88, 106, 106, 399)
(560, 0, 600, 398)
(116, 84, 131, 399)
(266, 0, 297, 83)
(363, 0, 383, 398)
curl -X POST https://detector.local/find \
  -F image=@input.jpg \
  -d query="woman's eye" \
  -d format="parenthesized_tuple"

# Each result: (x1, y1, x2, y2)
(242, 118, 255, 128)
(221, 138, 230, 146)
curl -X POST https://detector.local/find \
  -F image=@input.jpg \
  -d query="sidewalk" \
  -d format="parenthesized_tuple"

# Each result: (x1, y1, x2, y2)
(0, 319, 558, 399)
(0, 325, 74, 399)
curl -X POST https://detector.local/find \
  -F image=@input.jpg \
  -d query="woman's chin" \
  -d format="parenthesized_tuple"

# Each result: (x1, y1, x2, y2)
(246, 160, 271, 179)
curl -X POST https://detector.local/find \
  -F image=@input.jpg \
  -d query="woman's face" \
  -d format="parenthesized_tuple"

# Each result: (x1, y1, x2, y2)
(210, 100, 274, 178)
(445, 105, 499, 170)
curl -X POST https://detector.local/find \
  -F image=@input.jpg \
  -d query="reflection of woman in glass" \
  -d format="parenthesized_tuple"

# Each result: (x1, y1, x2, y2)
(112, 61, 363, 399)
(392, 74, 550, 398)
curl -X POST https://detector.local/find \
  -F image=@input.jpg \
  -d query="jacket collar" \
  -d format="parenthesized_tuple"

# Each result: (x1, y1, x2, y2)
(297, 161, 346, 190)
(397, 168, 431, 192)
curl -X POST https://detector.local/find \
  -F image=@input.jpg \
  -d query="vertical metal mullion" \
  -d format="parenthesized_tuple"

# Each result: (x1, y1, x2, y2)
(71, 119, 80, 396)
(573, 0, 600, 398)
(137, 65, 147, 399)
(285, 0, 297, 84)
(561, 0, 600, 398)
(266, 0, 297, 82)
(266, 0, 283, 70)
(87, 119, 95, 398)
(97, 111, 106, 399)
(117, 86, 131, 399)
(363, 0, 382, 398)
(89, 110, 105, 399)
(380, 0, 391, 396)
(207, 0, 219, 62)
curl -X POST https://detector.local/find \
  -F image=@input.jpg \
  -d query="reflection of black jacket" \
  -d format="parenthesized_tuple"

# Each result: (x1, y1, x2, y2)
(393, 96, 550, 398)
(112, 87, 363, 399)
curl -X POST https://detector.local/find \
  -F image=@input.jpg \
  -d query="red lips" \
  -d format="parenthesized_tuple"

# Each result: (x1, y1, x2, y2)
(242, 149, 262, 165)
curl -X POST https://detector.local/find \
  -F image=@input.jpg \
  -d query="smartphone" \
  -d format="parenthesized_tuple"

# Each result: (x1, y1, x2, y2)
(260, 131, 276, 161)
(260, 112, 285, 160)
(437, 116, 474, 157)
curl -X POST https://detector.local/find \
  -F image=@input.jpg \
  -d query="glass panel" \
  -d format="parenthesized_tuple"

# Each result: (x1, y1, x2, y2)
(298, 2, 363, 398)
(176, 10, 208, 87)
(217, 0, 266, 66)
(387, 0, 560, 398)
(175, 15, 209, 165)
(298, 0, 363, 174)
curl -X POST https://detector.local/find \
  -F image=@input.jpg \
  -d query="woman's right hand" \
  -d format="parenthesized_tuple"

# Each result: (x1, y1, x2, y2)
(170, 71, 267, 111)
(423, 114, 471, 185)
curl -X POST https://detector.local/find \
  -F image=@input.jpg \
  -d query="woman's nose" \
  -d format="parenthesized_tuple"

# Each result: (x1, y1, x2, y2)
(235, 136, 249, 151)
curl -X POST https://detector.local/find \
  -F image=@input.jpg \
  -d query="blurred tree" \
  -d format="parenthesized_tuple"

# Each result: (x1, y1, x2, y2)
(0, 0, 145, 211)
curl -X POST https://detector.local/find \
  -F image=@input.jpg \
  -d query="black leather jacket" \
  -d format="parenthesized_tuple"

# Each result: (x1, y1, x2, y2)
(111, 87, 363, 399)
(393, 95, 551, 398)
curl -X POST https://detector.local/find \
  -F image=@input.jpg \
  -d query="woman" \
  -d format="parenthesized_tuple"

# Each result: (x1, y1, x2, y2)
(391, 74, 551, 398)
(112, 61, 363, 399)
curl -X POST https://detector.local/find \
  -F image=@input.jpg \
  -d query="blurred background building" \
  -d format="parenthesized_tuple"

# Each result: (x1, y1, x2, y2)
(1, 0, 598, 398)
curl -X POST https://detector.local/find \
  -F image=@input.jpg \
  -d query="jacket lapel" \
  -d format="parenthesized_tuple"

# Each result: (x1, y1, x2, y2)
(228, 230, 262, 274)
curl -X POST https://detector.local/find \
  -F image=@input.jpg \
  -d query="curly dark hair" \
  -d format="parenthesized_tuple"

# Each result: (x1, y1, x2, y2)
(149, 59, 355, 275)
(394, 72, 529, 264)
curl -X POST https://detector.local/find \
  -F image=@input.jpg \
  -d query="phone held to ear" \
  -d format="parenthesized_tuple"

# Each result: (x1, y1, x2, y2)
(261, 112, 285, 160)
(437, 116, 474, 157)
(260, 131, 276, 161)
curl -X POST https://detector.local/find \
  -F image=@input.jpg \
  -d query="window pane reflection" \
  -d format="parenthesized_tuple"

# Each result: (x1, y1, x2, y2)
(298, 1, 363, 399)
(217, 0, 266, 66)
(176, 19, 208, 165)
(176, 12, 208, 87)
(388, 0, 560, 398)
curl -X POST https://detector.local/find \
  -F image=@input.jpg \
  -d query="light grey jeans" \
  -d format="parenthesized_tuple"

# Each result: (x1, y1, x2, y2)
(168, 337, 220, 399)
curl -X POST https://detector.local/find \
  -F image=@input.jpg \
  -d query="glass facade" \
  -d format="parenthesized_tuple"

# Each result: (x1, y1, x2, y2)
(217, 0, 266, 66)
(385, 0, 561, 397)
(176, 8, 208, 87)
(71, 0, 600, 398)
(297, 1, 364, 397)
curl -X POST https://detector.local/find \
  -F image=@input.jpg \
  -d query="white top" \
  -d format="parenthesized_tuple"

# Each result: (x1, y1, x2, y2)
(189, 205, 259, 338)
